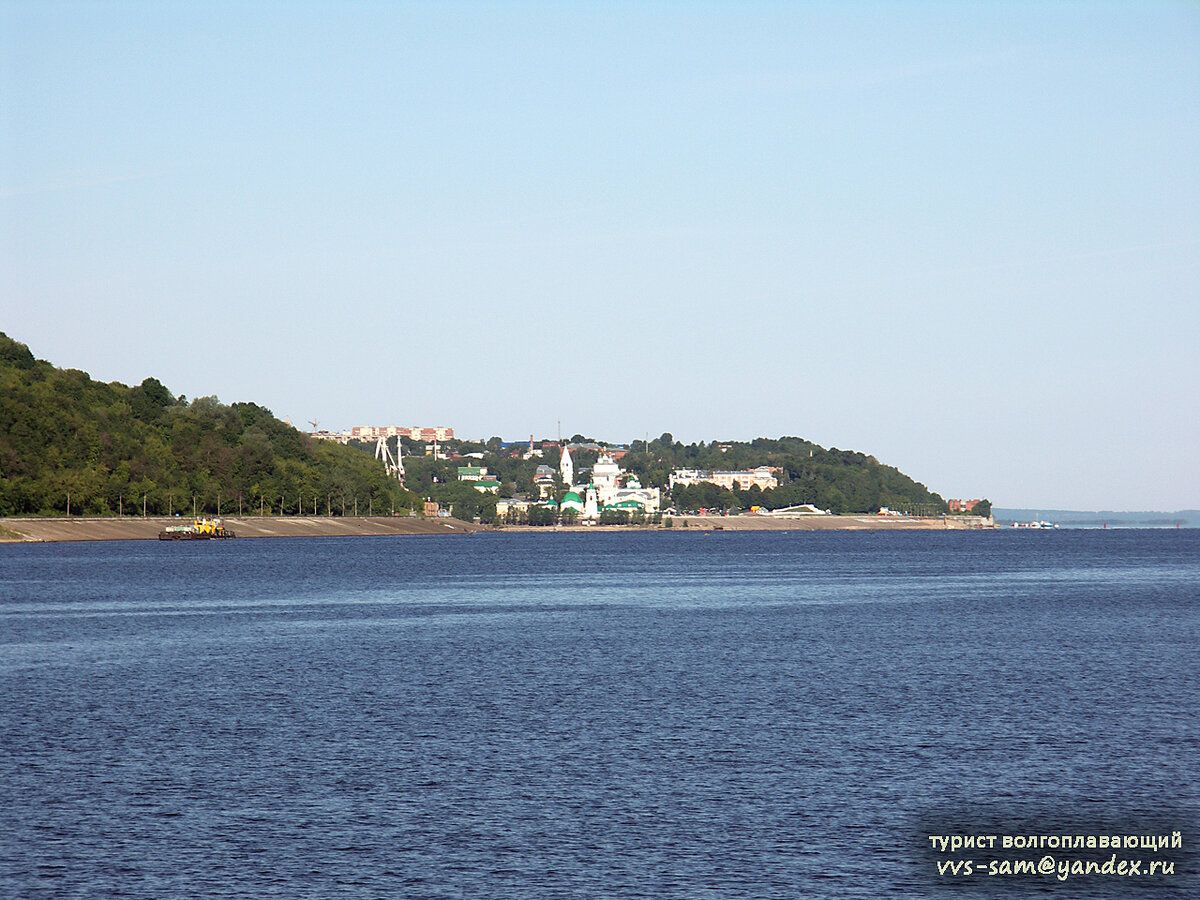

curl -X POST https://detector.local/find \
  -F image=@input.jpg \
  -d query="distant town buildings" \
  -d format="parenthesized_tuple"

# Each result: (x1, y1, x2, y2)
(601, 473, 660, 514)
(669, 467, 780, 491)
(458, 466, 500, 493)
(311, 425, 454, 445)
(496, 498, 531, 519)
(533, 464, 557, 499)
(947, 499, 984, 513)
(548, 452, 660, 519)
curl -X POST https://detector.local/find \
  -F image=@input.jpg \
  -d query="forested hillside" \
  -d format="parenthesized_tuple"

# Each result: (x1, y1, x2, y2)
(392, 433, 954, 519)
(0, 334, 419, 517)
(624, 434, 951, 515)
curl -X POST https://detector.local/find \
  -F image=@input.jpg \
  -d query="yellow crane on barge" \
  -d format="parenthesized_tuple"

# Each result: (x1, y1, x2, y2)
(158, 517, 236, 540)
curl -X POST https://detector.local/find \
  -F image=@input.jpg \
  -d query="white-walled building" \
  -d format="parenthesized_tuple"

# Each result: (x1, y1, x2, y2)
(560, 446, 574, 489)
(533, 464, 557, 499)
(591, 454, 620, 493)
(562, 453, 660, 517)
(669, 467, 779, 492)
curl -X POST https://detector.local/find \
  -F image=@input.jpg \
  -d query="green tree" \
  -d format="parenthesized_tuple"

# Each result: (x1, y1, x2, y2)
(0, 334, 422, 518)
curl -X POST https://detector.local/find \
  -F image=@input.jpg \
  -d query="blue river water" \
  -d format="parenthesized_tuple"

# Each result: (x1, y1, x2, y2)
(1, 529, 1197, 898)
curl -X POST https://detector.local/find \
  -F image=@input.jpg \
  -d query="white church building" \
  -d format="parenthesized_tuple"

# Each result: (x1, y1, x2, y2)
(559, 448, 660, 519)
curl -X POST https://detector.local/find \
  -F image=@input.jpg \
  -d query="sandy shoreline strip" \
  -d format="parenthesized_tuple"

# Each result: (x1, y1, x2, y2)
(1, 513, 992, 543)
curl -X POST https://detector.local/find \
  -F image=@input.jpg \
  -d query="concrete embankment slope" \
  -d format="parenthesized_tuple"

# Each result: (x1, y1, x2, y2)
(499, 514, 995, 533)
(0, 514, 993, 543)
(0, 516, 483, 543)
(657, 513, 995, 531)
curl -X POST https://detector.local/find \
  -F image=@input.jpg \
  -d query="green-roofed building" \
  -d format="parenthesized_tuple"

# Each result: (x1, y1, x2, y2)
(602, 499, 647, 512)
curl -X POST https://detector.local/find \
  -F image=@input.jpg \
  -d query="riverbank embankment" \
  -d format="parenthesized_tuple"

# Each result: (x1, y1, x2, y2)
(0, 515, 484, 543)
(0, 513, 993, 543)
(500, 514, 995, 533)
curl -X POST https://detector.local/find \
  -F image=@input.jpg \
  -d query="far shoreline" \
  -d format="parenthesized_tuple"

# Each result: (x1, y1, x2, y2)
(0, 513, 994, 544)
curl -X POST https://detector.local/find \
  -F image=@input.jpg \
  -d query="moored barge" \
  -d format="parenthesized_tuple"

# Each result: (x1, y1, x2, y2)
(158, 517, 236, 540)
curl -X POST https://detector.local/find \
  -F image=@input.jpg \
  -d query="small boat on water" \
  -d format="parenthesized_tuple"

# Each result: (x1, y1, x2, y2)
(1012, 520, 1058, 529)
(158, 517, 236, 540)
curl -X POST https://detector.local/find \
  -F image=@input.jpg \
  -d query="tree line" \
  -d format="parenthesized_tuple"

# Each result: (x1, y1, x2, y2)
(0, 334, 420, 517)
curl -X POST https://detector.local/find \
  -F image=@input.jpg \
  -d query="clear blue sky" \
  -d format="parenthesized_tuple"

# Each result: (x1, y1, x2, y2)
(2, 1, 1197, 510)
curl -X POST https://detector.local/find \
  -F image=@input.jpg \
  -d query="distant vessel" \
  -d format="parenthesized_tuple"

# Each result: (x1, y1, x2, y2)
(159, 517, 236, 540)
(1012, 520, 1058, 529)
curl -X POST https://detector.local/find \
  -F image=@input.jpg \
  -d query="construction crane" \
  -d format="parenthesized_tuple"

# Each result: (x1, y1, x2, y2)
(374, 435, 405, 482)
